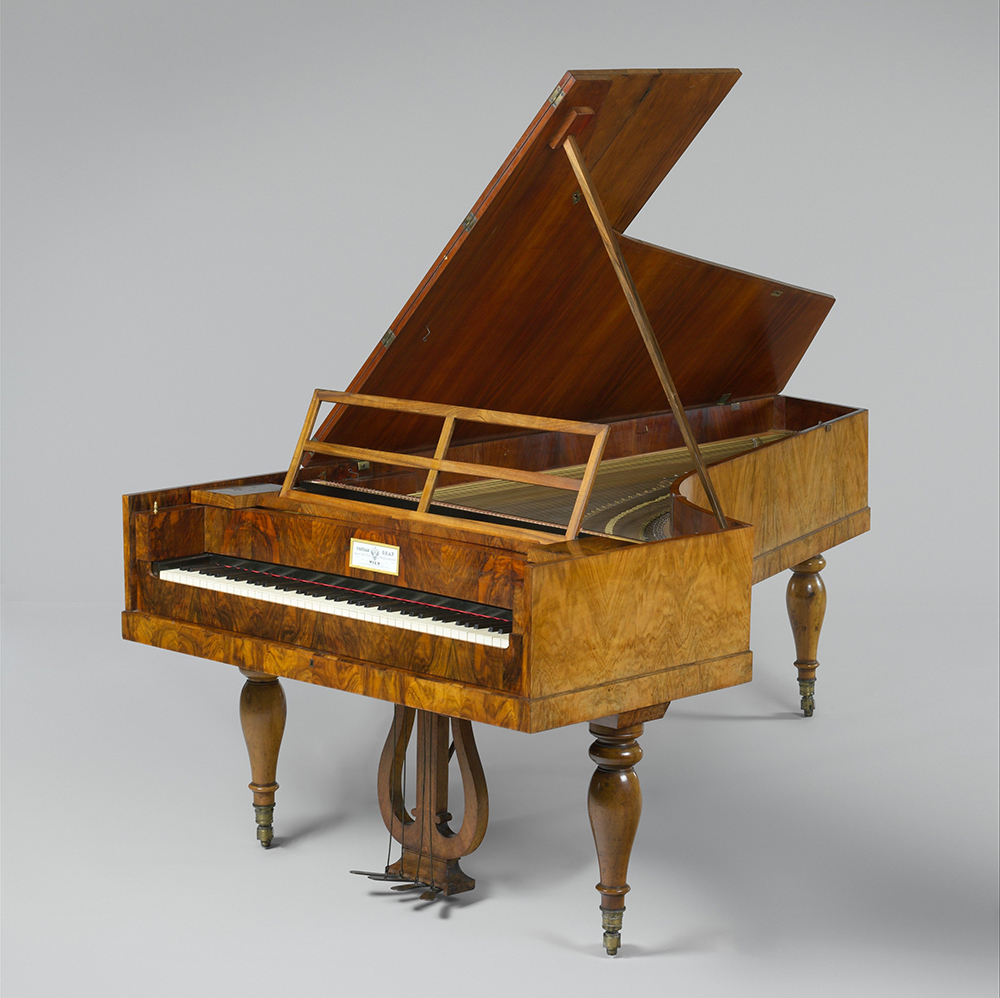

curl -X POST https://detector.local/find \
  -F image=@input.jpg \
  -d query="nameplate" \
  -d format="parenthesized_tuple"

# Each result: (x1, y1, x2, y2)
(349, 538, 399, 576)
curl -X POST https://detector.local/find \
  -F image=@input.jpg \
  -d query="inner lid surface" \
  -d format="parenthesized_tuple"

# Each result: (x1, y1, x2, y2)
(319, 69, 834, 454)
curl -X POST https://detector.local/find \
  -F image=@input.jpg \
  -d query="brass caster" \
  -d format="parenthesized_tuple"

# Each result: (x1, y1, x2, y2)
(254, 804, 274, 848)
(601, 906, 624, 956)
(799, 679, 816, 717)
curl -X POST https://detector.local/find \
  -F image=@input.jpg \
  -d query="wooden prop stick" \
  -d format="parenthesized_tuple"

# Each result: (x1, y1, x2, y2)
(562, 135, 728, 530)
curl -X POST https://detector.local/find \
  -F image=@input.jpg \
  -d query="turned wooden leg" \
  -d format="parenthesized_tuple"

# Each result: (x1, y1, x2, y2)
(588, 720, 643, 956)
(786, 555, 827, 717)
(239, 669, 286, 847)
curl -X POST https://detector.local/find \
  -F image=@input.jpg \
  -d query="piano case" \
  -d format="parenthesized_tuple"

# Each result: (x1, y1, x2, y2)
(123, 68, 866, 733)
(121, 67, 869, 947)
(122, 69, 869, 954)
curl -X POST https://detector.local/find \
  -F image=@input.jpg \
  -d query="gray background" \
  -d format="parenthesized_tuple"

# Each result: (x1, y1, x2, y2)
(3, 1, 997, 995)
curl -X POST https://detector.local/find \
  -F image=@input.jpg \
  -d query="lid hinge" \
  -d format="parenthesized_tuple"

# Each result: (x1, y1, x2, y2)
(380, 329, 396, 348)
(548, 85, 566, 107)
(462, 212, 477, 232)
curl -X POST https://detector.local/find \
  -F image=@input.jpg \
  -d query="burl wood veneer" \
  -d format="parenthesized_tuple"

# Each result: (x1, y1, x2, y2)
(122, 68, 869, 957)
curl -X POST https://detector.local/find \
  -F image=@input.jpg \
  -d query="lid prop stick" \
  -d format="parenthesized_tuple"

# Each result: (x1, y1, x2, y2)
(561, 132, 728, 530)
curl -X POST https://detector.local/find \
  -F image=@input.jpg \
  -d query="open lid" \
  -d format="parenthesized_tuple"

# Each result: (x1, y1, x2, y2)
(319, 69, 835, 453)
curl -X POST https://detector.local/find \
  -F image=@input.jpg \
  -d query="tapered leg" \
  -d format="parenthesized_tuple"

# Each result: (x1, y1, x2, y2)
(239, 669, 286, 847)
(588, 720, 643, 956)
(786, 555, 827, 717)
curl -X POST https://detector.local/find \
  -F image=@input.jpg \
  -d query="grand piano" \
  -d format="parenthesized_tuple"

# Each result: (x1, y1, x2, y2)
(122, 68, 869, 955)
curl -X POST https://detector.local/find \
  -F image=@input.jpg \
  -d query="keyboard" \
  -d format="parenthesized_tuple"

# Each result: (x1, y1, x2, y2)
(152, 554, 512, 649)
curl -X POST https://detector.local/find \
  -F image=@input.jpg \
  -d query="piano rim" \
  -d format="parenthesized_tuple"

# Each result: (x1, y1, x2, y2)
(122, 394, 865, 553)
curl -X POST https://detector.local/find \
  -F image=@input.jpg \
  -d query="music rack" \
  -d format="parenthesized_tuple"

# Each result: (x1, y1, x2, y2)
(280, 390, 610, 539)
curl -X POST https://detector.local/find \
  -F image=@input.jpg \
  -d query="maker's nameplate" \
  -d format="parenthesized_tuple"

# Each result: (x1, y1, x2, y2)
(349, 538, 400, 576)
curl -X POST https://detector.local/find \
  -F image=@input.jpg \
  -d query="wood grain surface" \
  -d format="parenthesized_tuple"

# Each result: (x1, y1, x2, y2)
(122, 399, 863, 727)
(136, 565, 521, 694)
(527, 525, 753, 698)
(123, 471, 286, 610)
(321, 69, 741, 450)
(679, 408, 869, 578)
(301, 397, 853, 498)
(376, 708, 489, 893)
(202, 506, 524, 610)
(122, 610, 751, 732)
(311, 70, 836, 456)
(588, 718, 645, 954)
(133, 504, 204, 563)
(786, 555, 828, 716)
(562, 133, 729, 529)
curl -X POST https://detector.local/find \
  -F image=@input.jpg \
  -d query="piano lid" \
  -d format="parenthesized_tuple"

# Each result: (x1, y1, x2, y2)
(319, 69, 835, 454)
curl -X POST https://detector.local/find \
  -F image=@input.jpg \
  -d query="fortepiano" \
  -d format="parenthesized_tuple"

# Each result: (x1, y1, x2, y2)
(122, 68, 869, 955)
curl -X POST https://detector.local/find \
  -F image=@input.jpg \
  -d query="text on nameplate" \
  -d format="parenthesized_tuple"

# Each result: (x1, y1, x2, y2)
(349, 538, 400, 576)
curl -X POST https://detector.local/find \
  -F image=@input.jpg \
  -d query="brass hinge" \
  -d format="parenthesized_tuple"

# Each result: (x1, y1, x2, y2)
(380, 329, 396, 348)
(548, 85, 566, 107)
(462, 212, 477, 232)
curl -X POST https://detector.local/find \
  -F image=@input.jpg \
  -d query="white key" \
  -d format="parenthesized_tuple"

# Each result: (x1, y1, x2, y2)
(159, 568, 510, 649)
